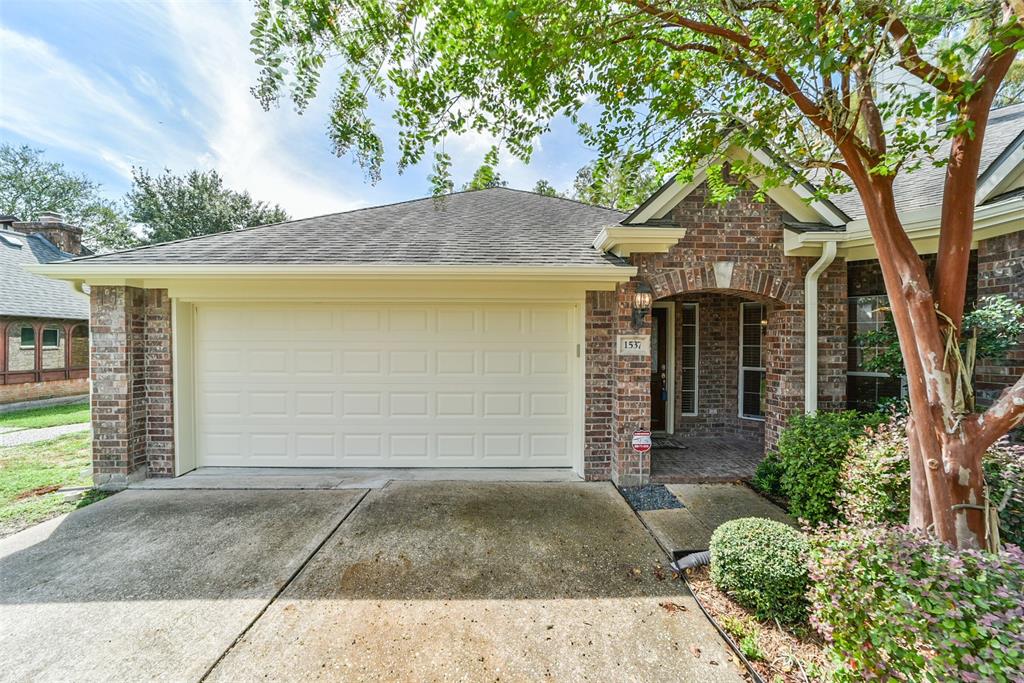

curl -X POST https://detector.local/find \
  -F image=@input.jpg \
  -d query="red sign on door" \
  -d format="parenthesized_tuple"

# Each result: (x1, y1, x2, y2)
(631, 430, 652, 453)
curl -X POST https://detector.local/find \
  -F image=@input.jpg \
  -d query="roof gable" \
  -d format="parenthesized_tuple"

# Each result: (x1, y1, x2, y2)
(0, 229, 89, 320)
(621, 146, 849, 228)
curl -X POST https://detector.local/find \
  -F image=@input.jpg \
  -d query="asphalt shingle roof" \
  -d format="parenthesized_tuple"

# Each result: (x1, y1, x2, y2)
(825, 103, 1024, 219)
(0, 229, 89, 320)
(69, 188, 629, 268)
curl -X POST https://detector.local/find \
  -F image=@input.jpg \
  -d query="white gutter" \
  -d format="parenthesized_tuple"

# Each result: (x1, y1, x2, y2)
(25, 263, 638, 283)
(804, 240, 837, 413)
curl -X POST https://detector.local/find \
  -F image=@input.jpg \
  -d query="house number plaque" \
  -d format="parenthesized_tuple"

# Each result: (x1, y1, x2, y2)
(617, 335, 650, 356)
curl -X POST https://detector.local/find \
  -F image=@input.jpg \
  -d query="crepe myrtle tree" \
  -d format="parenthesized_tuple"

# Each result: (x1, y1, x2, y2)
(251, 0, 1024, 548)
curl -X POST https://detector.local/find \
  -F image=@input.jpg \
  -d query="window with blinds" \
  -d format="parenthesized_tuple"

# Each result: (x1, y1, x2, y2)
(679, 303, 698, 415)
(739, 302, 767, 419)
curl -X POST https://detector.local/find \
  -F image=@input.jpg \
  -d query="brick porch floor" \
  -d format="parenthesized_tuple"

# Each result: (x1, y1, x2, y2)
(650, 435, 764, 483)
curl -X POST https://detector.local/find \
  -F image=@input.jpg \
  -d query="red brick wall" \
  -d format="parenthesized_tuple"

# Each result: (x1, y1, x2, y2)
(90, 286, 174, 487)
(145, 290, 174, 476)
(584, 291, 615, 480)
(583, 183, 848, 481)
(0, 378, 89, 405)
(629, 182, 847, 453)
(976, 231, 1024, 440)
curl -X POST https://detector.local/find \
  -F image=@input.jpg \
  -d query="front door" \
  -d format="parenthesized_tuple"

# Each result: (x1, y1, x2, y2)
(650, 307, 668, 432)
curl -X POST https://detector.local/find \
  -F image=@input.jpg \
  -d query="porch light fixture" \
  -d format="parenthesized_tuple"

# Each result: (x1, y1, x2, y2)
(632, 283, 653, 329)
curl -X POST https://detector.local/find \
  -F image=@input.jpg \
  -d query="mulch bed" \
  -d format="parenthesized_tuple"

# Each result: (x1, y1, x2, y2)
(684, 566, 831, 683)
(619, 484, 684, 511)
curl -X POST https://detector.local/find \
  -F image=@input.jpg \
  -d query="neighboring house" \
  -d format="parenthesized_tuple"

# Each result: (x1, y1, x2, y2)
(1, 212, 91, 406)
(32, 105, 1024, 489)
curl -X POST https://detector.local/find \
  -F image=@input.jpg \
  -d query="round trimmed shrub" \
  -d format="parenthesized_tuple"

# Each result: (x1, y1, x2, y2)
(709, 517, 810, 624)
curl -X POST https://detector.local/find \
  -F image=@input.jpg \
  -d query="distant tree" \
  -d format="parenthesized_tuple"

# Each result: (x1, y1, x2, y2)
(126, 168, 289, 244)
(457, 148, 508, 191)
(532, 179, 563, 197)
(573, 157, 661, 211)
(0, 144, 138, 251)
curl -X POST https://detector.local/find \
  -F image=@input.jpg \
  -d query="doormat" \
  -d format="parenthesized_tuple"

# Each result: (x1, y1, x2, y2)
(619, 484, 684, 511)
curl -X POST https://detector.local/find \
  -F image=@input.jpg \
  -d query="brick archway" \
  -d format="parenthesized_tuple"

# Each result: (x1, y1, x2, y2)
(646, 261, 797, 305)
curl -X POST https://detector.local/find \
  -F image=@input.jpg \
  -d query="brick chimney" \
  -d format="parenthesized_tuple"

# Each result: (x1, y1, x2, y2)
(7, 211, 84, 255)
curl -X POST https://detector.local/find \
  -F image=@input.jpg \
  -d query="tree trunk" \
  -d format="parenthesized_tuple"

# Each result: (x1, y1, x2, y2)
(854, 177, 988, 548)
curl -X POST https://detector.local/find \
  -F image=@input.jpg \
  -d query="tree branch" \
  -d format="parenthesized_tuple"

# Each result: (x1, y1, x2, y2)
(885, 17, 960, 95)
(934, 19, 1020, 329)
(970, 374, 1024, 452)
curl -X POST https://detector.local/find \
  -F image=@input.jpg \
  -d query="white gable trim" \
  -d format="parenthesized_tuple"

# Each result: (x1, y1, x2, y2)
(977, 131, 1024, 204)
(621, 146, 847, 227)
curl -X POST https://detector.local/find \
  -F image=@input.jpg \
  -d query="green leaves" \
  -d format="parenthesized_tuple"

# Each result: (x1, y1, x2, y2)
(125, 168, 290, 245)
(0, 144, 137, 252)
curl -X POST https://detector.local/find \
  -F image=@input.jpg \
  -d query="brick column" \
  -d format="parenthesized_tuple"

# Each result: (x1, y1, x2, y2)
(611, 281, 652, 486)
(763, 302, 805, 453)
(145, 290, 175, 475)
(584, 291, 615, 480)
(90, 286, 173, 489)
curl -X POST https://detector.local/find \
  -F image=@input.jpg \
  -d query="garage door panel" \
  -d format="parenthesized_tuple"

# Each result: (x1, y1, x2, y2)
(195, 303, 577, 468)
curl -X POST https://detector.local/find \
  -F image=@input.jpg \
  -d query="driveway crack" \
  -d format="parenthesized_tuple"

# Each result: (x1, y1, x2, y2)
(198, 488, 370, 682)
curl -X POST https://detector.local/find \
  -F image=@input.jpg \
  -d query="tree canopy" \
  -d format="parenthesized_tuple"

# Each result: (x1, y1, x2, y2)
(251, 0, 1022, 200)
(125, 168, 289, 245)
(0, 144, 137, 251)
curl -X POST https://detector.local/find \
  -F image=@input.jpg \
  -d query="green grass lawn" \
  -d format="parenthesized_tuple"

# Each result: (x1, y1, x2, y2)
(0, 401, 91, 430)
(0, 431, 111, 538)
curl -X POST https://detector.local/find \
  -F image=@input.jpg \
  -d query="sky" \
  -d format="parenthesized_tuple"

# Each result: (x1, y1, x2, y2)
(0, 0, 600, 219)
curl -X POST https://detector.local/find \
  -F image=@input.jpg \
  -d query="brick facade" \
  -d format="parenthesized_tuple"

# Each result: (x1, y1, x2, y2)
(581, 182, 848, 484)
(90, 286, 173, 489)
(0, 377, 89, 405)
(976, 231, 1024, 440)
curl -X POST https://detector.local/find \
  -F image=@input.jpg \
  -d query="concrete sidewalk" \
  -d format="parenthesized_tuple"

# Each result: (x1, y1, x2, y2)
(640, 483, 795, 552)
(0, 422, 90, 448)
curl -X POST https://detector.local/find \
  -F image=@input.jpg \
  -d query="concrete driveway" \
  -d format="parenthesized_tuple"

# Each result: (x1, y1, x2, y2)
(0, 482, 741, 682)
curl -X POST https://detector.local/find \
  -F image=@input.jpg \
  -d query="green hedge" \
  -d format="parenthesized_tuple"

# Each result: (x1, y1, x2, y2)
(809, 524, 1024, 682)
(839, 415, 1024, 547)
(773, 410, 884, 524)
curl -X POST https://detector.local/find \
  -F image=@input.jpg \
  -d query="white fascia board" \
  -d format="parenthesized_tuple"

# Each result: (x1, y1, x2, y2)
(592, 225, 687, 257)
(743, 148, 848, 226)
(787, 194, 1024, 257)
(25, 263, 638, 284)
(624, 167, 708, 225)
(977, 137, 1024, 204)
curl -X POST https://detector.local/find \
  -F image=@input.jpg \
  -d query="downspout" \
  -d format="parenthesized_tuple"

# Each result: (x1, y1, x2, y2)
(804, 240, 838, 414)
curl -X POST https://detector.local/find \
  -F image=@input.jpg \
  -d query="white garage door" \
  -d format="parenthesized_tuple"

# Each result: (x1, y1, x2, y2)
(194, 302, 578, 468)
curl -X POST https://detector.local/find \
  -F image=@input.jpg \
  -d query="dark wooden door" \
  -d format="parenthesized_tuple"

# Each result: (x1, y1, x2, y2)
(650, 307, 668, 431)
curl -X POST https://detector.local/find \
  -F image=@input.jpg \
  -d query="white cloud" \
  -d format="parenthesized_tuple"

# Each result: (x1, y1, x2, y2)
(0, 27, 174, 180)
(0, 3, 364, 218)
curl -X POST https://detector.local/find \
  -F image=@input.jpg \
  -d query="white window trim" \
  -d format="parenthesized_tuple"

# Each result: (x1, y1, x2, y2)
(738, 302, 766, 422)
(678, 302, 699, 418)
(41, 328, 60, 349)
(19, 327, 34, 350)
(653, 301, 676, 434)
